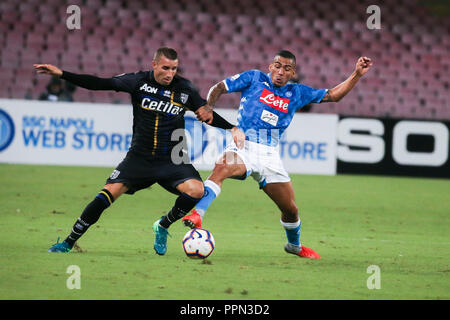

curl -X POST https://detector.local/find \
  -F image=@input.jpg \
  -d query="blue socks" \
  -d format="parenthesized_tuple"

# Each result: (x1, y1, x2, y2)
(281, 220, 301, 246)
(195, 180, 221, 218)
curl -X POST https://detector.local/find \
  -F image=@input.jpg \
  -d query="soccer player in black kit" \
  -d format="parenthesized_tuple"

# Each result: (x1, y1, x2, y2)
(34, 47, 244, 255)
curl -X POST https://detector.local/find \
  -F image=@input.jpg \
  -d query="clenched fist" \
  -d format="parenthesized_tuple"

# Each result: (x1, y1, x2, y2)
(355, 57, 372, 77)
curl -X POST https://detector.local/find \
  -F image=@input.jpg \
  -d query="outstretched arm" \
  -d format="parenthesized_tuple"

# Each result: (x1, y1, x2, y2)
(34, 64, 117, 91)
(321, 57, 372, 102)
(34, 64, 63, 77)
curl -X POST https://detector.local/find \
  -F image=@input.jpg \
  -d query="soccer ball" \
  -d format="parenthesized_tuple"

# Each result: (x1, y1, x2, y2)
(182, 228, 215, 259)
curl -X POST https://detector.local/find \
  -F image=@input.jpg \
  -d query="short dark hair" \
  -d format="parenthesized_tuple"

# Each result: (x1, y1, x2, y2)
(275, 50, 296, 66)
(154, 47, 178, 62)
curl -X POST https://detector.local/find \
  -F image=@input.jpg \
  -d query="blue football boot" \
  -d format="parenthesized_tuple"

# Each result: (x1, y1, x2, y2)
(48, 237, 72, 253)
(152, 219, 170, 255)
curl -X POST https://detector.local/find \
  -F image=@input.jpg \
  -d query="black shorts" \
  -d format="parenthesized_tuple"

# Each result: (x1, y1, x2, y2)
(105, 151, 202, 195)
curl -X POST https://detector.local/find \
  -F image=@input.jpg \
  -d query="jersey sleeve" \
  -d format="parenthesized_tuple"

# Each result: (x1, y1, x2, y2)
(223, 70, 257, 93)
(110, 72, 143, 93)
(185, 81, 207, 111)
(297, 84, 328, 108)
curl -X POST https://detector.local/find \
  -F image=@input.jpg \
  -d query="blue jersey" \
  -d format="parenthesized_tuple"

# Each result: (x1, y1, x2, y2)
(223, 70, 327, 146)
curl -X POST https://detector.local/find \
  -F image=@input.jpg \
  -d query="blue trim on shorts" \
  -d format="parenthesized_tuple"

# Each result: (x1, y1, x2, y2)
(258, 179, 267, 189)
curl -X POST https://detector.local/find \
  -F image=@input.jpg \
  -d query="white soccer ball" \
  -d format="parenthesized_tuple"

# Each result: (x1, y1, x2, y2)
(182, 228, 215, 259)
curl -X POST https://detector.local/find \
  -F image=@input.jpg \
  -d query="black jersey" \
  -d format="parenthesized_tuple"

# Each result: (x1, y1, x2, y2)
(61, 69, 234, 161)
(108, 71, 206, 160)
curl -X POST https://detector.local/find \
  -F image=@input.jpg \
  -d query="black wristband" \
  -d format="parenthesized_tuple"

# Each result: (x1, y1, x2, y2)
(210, 111, 235, 129)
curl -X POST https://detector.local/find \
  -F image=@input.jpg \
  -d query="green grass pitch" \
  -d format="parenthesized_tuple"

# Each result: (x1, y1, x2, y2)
(0, 163, 449, 300)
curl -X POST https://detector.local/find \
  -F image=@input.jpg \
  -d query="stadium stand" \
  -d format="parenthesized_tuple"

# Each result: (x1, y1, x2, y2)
(0, 0, 448, 120)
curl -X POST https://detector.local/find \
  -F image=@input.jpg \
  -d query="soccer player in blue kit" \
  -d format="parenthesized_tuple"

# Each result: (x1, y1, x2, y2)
(183, 50, 372, 259)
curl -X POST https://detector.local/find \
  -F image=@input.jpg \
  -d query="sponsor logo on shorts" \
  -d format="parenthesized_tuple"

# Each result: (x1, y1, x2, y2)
(110, 169, 120, 179)
(259, 88, 290, 113)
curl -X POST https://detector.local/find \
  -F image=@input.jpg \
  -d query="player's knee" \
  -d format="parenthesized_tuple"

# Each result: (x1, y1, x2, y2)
(213, 162, 236, 179)
(104, 183, 127, 200)
(184, 181, 204, 199)
(190, 187, 205, 199)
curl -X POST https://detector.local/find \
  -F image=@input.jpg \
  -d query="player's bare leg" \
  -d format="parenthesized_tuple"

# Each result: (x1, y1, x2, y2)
(208, 152, 247, 187)
(263, 182, 320, 259)
(182, 152, 247, 228)
(263, 182, 298, 222)
(103, 182, 129, 200)
(48, 182, 128, 252)
(176, 179, 205, 199)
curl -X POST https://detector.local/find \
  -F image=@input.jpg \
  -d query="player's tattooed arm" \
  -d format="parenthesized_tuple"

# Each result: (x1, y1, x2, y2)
(195, 81, 227, 123)
(206, 81, 227, 108)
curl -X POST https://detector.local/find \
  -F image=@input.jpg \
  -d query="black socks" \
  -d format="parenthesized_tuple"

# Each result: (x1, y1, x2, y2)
(63, 190, 201, 247)
(64, 189, 114, 247)
(159, 193, 202, 229)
